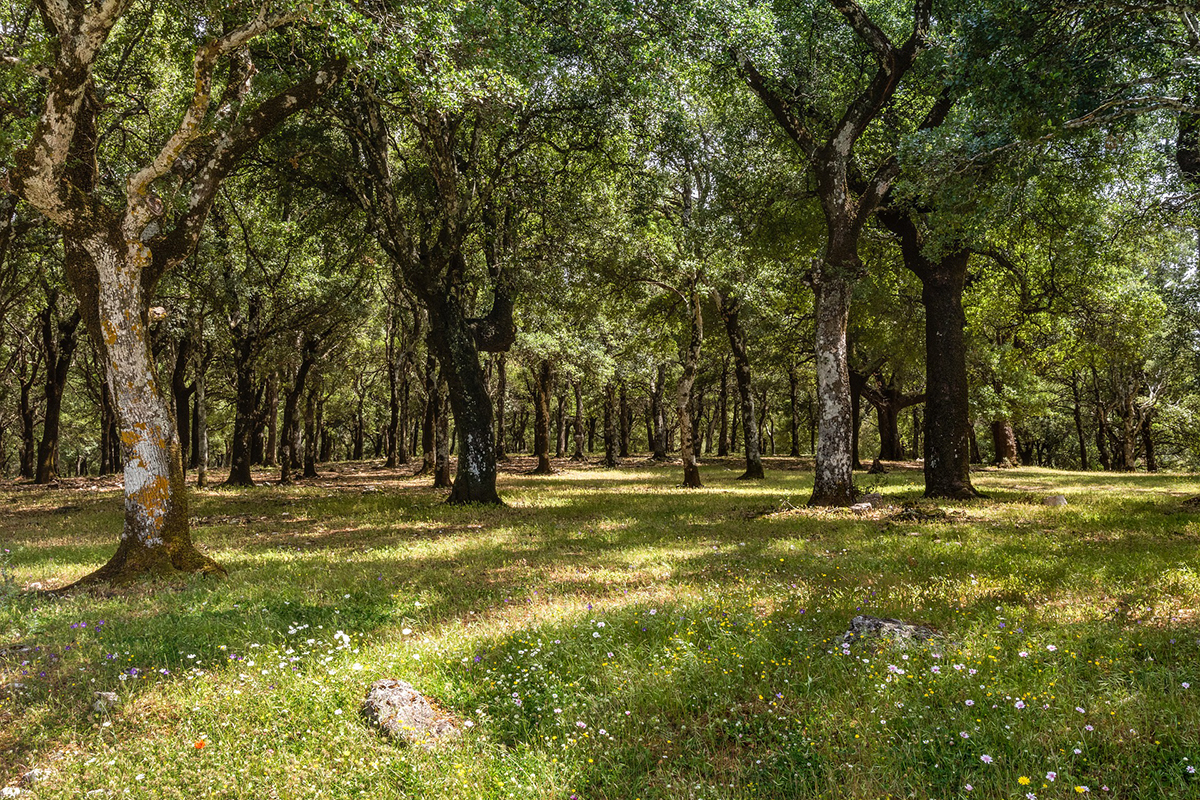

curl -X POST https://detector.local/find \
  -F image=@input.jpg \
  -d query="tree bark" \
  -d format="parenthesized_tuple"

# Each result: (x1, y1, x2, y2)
(618, 381, 630, 458)
(433, 371, 452, 489)
(991, 420, 1019, 466)
(195, 349, 208, 488)
(809, 271, 855, 506)
(878, 206, 978, 497)
(36, 298, 82, 484)
(495, 352, 509, 461)
(263, 372, 278, 467)
(788, 364, 801, 458)
(677, 290, 703, 488)
(532, 359, 554, 474)
(603, 381, 619, 467)
(1070, 374, 1089, 471)
(420, 352, 437, 475)
(651, 364, 668, 460)
(1142, 408, 1157, 472)
(225, 295, 261, 486)
(571, 380, 586, 461)
(170, 327, 194, 472)
(849, 369, 865, 472)
(714, 291, 764, 478)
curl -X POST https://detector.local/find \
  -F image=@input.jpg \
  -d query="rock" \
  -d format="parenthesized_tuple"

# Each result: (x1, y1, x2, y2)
(859, 493, 884, 507)
(841, 615, 939, 650)
(867, 457, 887, 474)
(19, 768, 48, 787)
(1043, 495, 1068, 507)
(92, 691, 119, 713)
(850, 502, 873, 514)
(361, 679, 459, 747)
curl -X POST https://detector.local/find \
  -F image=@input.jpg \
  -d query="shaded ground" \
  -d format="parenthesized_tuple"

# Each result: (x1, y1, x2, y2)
(1, 458, 1199, 799)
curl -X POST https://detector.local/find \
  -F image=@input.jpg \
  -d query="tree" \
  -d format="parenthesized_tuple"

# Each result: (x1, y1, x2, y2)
(7, 1, 349, 583)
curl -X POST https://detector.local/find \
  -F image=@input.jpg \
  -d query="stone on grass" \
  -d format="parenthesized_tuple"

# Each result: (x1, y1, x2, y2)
(859, 493, 884, 507)
(850, 502, 873, 514)
(841, 615, 939, 650)
(361, 679, 459, 747)
(1043, 495, 1068, 507)
(92, 691, 119, 713)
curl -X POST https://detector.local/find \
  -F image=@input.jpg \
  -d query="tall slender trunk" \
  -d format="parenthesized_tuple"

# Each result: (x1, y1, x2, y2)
(571, 381, 585, 461)
(226, 297, 261, 486)
(434, 372, 452, 488)
(718, 363, 730, 457)
(385, 307, 401, 468)
(421, 352, 437, 474)
(1142, 408, 1157, 472)
(36, 299, 82, 484)
(809, 270, 855, 506)
(1070, 374, 1089, 471)
(555, 392, 567, 459)
(603, 381, 619, 467)
(618, 381, 630, 457)
(532, 359, 553, 474)
(788, 365, 800, 458)
(100, 381, 118, 475)
(495, 352, 509, 461)
(263, 373, 278, 467)
(195, 351, 208, 488)
(651, 364, 668, 460)
(303, 383, 319, 478)
(849, 370, 865, 472)
(18, 352, 38, 480)
(170, 327, 194, 472)
(678, 289, 703, 488)
(714, 291, 764, 479)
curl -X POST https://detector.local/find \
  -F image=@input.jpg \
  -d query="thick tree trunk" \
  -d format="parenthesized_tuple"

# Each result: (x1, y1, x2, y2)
(532, 359, 554, 474)
(66, 232, 223, 584)
(991, 420, 1019, 466)
(603, 381, 619, 467)
(36, 300, 82, 484)
(571, 381, 585, 461)
(809, 272, 855, 506)
(715, 291, 764, 479)
(495, 352, 509, 461)
(423, 293, 502, 503)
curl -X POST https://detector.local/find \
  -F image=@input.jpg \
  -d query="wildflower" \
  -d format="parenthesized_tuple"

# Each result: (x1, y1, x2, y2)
(576, 721, 586, 728)
(193, 740, 206, 750)
(1187, 766, 1196, 774)
(1184, 683, 1191, 689)
(1047, 645, 1057, 651)
(931, 666, 941, 674)
(1076, 707, 1086, 713)
(1047, 772, 1057, 782)
(1015, 701, 1025, 709)
(649, 609, 657, 615)
(981, 755, 993, 764)
(960, 732, 969, 739)
(1075, 787, 1089, 794)
(1019, 777, 1031, 785)
(965, 785, 973, 791)
(1019, 651, 1029, 657)
(965, 700, 975, 707)
(1085, 725, 1093, 731)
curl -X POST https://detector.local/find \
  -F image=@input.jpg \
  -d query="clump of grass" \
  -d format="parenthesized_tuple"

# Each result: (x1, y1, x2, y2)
(0, 461, 1198, 798)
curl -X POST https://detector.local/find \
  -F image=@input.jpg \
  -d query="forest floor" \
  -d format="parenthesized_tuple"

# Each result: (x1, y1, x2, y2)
(1, 458, 1199, 799)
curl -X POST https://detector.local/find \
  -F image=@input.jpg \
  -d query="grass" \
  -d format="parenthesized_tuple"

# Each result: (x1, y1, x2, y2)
(1, 457, 1199, 799)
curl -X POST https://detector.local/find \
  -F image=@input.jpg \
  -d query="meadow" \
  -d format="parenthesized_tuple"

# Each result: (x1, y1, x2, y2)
(1, 458, 1198, 799)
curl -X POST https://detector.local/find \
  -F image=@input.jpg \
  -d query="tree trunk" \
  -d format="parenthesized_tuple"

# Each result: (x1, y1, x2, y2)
(603, 381, 619, 467)
(433, 372, 452, 488)
(303, 384, 319, 478)
(18, 354, 38, 480)
(385, 307, 401, 468)
(1071, 375, 1089, 471)
(618, 381, 630, 458)
(495, 352, 509, 461)
(532, 359, 554, 474)
(100, 381, 120, 476)
(195, 351, 208, 488)
(65, 231, 223, 584)
(36, 299, 82, 484)
(651, 364, 668, 460)
(571, 381, 585, 461)
(263, 372, 278, 467)
(1142, 408, 1157, 472)
(226, 297, 261, 486)
(809, 272, 855, 506)
(849, 369, 865, 472)
(991, 419, 1019, 466)
(788, 365, 800, 458)
(555, 392, 567, 458)
(715, 291, 763, 479)
(678, 290, 703, 488)
(420, 352, 437, 474)
(170, 327, 194, 472)
(718, 363, 730, 457)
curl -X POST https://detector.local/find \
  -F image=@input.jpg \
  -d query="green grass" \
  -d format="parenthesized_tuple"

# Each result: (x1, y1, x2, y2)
(2, 458, 1199, 799)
